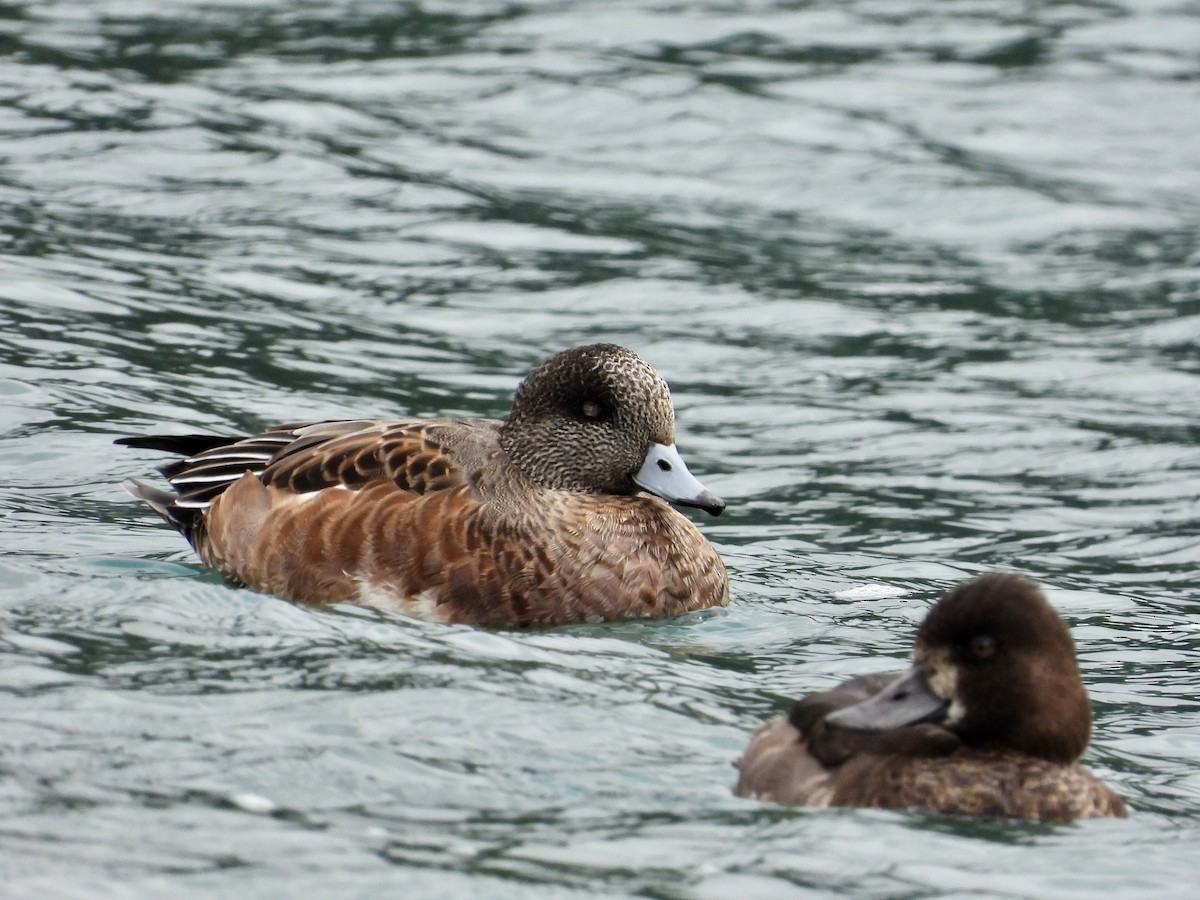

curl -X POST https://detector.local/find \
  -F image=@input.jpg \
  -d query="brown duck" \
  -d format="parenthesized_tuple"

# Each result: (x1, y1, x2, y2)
(117, 343, 728, 627)
(735, 573, 1126, 821)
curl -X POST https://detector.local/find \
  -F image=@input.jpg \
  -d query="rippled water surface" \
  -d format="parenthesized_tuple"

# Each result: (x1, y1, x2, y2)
(3, 1, 1200, 896)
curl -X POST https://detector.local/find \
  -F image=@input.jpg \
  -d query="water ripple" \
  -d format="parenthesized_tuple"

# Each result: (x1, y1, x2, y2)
(3, 1, 1200, 897)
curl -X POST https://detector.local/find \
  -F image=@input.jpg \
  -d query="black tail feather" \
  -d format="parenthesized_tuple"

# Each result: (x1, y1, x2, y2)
(120, 477, 201, 538)
(115, 434, 236, 457)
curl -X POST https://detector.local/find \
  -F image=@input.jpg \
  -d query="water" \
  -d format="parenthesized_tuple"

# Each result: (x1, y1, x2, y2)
(2, 0, 1200, 896)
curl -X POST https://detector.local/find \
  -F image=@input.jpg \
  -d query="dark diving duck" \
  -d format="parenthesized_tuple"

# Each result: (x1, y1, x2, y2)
(735, 572, 1126, 821)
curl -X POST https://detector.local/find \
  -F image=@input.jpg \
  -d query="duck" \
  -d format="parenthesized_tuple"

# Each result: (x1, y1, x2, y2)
(734, 572, 1126, 821)
(116, 343, 729, 627)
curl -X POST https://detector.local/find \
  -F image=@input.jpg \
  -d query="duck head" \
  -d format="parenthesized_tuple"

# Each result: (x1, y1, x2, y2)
(499, 344, 725, 515)
(826, 573, 1092, 764)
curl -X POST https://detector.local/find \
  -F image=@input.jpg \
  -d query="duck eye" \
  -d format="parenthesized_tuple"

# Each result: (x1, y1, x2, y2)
(581, 401, 602, 419)
(971, 635, 996, 659)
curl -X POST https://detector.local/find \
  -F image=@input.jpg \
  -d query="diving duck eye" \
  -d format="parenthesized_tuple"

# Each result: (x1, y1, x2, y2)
(970, 635, 996, 659)
(580, 400, 602, 419)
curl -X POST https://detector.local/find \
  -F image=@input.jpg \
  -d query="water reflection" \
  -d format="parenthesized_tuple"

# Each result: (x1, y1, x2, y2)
(2, 0, 1200, 896)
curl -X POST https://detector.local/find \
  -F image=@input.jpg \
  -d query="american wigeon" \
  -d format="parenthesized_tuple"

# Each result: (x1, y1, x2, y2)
(117, 343, 729, 627)
(735, 573, 1126, 820)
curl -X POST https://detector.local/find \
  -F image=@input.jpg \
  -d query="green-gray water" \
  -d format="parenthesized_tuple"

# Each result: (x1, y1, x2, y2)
(3, 1, 1199, 896)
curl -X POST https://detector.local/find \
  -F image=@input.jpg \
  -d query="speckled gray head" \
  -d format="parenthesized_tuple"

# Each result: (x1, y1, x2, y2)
(500, 343, 725, 515)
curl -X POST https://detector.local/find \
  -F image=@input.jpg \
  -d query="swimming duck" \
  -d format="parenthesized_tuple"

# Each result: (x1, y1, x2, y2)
(116, 343, 728, 627)
(734, 573, 1125, 820)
